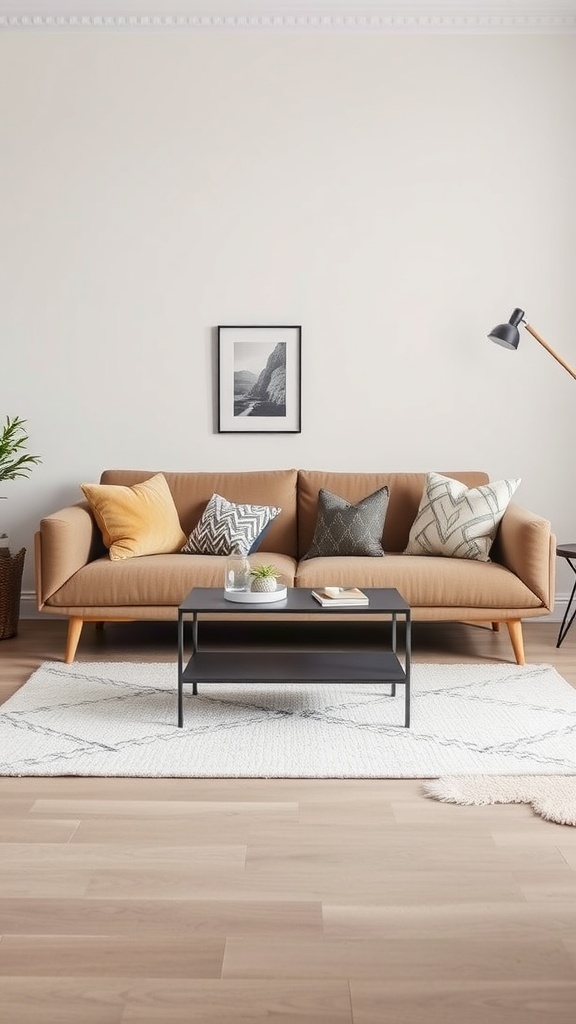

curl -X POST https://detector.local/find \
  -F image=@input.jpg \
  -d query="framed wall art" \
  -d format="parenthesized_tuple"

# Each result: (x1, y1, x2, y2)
(217, 325, 302, 434)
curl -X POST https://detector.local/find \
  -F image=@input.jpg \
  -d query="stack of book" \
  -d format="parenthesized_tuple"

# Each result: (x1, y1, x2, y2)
(311, 587, 369, 607)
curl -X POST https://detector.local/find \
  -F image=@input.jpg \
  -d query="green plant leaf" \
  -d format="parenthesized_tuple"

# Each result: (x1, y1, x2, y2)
(0, 416, 42, 484)
(249, 563, 281, 579)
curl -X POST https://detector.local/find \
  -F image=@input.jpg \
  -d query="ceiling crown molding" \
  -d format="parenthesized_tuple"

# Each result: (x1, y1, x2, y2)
(1, 7, 575, 34)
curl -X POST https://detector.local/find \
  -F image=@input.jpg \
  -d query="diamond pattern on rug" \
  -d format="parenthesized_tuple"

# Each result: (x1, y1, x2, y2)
(1, 662, 576, 777)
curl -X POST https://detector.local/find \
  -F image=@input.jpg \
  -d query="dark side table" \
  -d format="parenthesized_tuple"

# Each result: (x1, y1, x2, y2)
(556, 543, 576, 648)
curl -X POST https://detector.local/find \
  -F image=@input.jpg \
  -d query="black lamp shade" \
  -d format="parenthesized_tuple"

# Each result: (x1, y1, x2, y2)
(488, 307, 525, 350)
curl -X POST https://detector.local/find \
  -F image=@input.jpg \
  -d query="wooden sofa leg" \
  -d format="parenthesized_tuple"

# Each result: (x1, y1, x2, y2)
(492, 622, 501, 632)
(65, 617, 84, 664)
(506, 619, 525, 666)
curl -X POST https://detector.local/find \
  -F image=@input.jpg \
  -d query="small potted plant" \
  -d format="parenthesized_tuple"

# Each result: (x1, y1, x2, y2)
(0, 415, 41, 639)
(250, 563, 282, 593)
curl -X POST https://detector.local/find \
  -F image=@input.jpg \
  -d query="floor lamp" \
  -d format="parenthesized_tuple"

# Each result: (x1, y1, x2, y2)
(488, 307, 576, 649)
(488, 307, 576, 381)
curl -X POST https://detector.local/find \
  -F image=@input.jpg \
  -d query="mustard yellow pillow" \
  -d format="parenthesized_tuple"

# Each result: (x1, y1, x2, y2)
(81, 473, 187, 560)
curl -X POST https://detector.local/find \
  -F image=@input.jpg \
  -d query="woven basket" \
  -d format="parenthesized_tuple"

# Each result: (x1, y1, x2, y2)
(0, 547, 25, 640)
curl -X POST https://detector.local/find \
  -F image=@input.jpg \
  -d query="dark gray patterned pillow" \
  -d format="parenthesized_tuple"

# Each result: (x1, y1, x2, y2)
(303, 486, 389, 559)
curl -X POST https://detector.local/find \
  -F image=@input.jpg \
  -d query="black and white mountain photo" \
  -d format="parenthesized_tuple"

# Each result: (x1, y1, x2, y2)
(233, 341, 287, 417)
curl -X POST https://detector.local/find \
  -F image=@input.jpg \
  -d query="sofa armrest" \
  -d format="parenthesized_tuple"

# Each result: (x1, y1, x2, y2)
(492, 502, 556, 609)
(35, 502, 104, 607)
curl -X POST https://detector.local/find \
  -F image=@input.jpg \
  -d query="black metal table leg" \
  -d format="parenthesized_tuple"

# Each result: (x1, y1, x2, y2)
(405, 616, 411, 728)
(192, 614, 198, 695)
(390, 613, 397, 696)
(556, 546, 576, 648)
(177, 611, 184, 727)
(557, 559, 576, 647)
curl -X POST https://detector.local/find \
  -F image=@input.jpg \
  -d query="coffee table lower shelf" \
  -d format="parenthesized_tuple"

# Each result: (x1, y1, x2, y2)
(179, 651, 409, 727)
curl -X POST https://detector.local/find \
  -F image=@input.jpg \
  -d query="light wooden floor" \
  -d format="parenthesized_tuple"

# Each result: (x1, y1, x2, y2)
(1, 618, 576, 1023)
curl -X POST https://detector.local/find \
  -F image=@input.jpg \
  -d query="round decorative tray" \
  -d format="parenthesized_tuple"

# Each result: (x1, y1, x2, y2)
(223, 584, 288, 604)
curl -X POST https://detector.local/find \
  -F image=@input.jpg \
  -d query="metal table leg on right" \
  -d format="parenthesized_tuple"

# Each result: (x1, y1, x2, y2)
(557, 562, 576, 648)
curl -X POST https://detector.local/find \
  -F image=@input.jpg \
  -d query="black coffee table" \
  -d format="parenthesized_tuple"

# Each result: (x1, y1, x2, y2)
(177, 587, 411, 729)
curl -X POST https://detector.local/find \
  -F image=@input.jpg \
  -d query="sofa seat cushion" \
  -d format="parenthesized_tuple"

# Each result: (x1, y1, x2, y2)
(47, 553, 297, 608)
(295, 555, 542, 609)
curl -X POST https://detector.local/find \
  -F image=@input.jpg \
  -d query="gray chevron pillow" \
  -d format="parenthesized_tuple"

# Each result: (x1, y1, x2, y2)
(404, 472, 520, 561)
(303, 486, 389, 559)
(182, 493, 281, 556)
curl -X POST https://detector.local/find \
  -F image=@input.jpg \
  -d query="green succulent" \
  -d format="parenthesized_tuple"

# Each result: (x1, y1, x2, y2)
(0, 416, 42, 485)
(250, 563, 281, 579)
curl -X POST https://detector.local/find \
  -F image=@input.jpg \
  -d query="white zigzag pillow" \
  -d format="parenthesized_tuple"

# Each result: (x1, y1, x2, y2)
(181, 493, 282, 556)
(404, 472, 520, 561)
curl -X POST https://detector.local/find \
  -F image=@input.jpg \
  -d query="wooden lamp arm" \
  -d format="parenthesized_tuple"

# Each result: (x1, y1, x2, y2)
(524, 322, 576, 381)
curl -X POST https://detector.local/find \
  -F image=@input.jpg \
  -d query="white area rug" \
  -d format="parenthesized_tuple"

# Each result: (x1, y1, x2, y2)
(423, 776, 576, 827)
(1, 661, 576, 779)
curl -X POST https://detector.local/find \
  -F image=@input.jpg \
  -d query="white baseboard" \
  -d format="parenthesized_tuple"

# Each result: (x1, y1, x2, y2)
(19, 591, 571, 624)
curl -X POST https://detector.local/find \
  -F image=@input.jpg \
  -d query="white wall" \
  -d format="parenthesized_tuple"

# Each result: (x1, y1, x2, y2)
(1, 30, 575, 605)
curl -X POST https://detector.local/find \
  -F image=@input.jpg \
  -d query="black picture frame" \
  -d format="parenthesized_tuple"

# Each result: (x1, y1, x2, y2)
(217, 325, 302, 434)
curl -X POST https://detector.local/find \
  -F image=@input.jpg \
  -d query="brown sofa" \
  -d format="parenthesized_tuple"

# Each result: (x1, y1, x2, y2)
(34, 468, 555, 665)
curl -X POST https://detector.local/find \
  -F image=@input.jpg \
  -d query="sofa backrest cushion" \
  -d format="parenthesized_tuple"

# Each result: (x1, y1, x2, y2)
(297, 470, 490, 557)
(99, 469, 298, 557)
